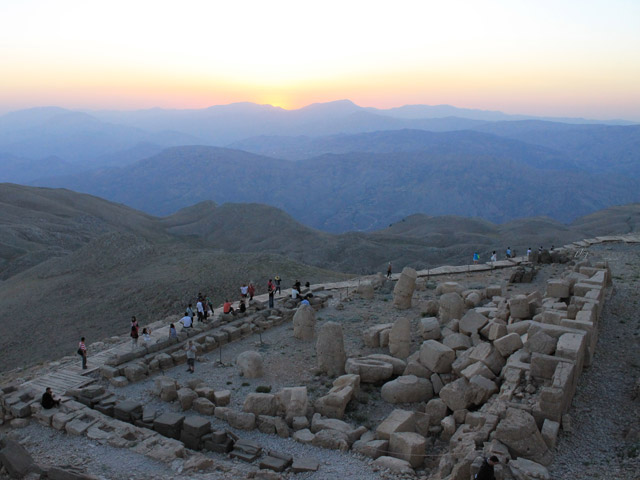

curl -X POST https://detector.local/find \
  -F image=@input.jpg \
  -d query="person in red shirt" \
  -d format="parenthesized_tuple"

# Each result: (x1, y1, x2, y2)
(223, 300, 235, 315)
(248, 283, 255, 301)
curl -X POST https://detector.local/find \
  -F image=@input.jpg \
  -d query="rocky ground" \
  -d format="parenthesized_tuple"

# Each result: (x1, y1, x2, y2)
(2, 243, 639, 479)
(549, 243, 640, 479)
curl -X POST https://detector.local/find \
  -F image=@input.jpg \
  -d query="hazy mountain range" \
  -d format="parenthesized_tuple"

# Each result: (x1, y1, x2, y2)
(0, 100, 639, 232)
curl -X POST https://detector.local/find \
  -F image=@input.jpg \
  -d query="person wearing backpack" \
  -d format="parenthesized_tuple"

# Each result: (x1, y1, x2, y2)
(130, 316, 139, 350)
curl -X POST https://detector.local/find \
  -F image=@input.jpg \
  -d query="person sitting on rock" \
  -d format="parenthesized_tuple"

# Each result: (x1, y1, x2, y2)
(41, 387, 60, 409)
(475, 455, 499, 480)
(223, 300, 235, 315)
(238, 300, 246, 313)
(169, 323, 178, 339)
(179, 314, 193, 329)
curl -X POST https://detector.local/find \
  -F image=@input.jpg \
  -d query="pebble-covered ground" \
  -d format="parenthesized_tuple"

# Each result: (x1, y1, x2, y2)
(2, 244, 639, 479)
(549, 243, 640, 480)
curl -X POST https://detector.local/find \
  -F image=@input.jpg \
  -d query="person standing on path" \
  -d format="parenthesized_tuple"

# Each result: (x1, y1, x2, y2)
(490, 251, 497, 263)
(268, 279, 275, 308)
(473, 252, 480, 264)
(78, 337, 87, 370)
(130, 317, 139, 350)
(248, 282, 255, 301)
(185, 340, 196, 373)
(506, 247, 512, 259)
(196, 300, 205, 322)
(185, 304, 195, 321)
(274, 276, 281, 295)
(387, 262, 392, 278)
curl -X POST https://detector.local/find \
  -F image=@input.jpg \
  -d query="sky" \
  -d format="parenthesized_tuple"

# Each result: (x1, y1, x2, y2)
(1, 0, 639, 120)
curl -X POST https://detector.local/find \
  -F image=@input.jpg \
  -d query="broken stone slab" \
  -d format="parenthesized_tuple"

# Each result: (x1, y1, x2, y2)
(182, 415, 211, 438)
(352, 438, 389, 459)
(0, 438, 36, 479)
(442, 332, 472, 351)
(291, 457, 320, 473)
(419, 340, 456, 373)
(493, 333, 523, 357)
(381, 375, 433, 404)
(293, 428, 315, 444)
(494, 408, 552, 466)
(311, 429, 350, 451)
(419, 317, 441, 340)
(459, 309, 488, 335)
(373, 456, 415, 475)
(363, 323, 393, 348)
(243, 393, 279, 416)
(227, 411, 256, 430)
(376, 409, 415, 440)
(192, 397, 215, 416)
(345, 357, 394, 383)
(153, 412, 185, 440)
(389, 431, 426, 468)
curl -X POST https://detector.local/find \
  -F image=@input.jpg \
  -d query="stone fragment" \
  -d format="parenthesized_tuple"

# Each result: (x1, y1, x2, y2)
(493, 333, 524, 357)
(541, 419, 560, 449)
(376, 409, 415, 440)
(314, 376, 358, 419)
(526, 331, 557, 355)
(243, 393, 279, 416)
(0, 438, 35, 478)
(192, 397, 215, 416)
(236, 351, 264, 378)
(154, 412, 185, 440)
(442, 332, 471, 350)
(494, 408, 552, 465)
(389, 317, 411, 358)
(439, 378, 472, 411)
(227, 411, 256, 430)
(468, 342, 505, 375)
(293, 304, 316, 340)
(438, 292, 465, 322)
(508, 295, 530, 319)
(277, 386, 308, 422)
(390, 431, 426, 468)
(459, 309, 488, 335)
(293, 428, 315, 444)
(381, 375, 433, 404)
(393, 267, 417, 309)
(291, 457, 319, 473)
(345, 357, 394, 383)
(373, 456, 415, 475)
(213, 390, 231, 406)
(316, 322, 346, 376)
(419, 340, 455, 373)
(177, 388, 198, 411)
(509, 458, 551, 480)
(419, 317, 441, 340)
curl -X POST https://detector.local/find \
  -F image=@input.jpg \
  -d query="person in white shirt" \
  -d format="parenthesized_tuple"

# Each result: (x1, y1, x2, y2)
(291, 288, 299, 299)
(196, 301, 205, 322)
(179, 315, 192, 329)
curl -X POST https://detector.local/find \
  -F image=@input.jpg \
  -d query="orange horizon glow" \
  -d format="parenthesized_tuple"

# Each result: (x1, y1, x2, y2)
(1, 0, 639, 120)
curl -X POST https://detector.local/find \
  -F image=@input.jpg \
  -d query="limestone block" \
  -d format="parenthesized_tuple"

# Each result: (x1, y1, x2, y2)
(526, 331, 557, 355)
(381, 375, 433, 404)
(431, 373, 444, 395)
(195, 387, 216, 402)
(277, 386, 308, 421)
(439, 378, 472, 411)
(154, 412, 185, 439)
(459, 310, 488, 335)
(122, 363, 147, 382)
(390, 431, 427, 468)
(357, 283, 375, 299)
(494, 333, 523, 357)
(419, 317, 441, 340)
(213, 390, 230, 406)
(464, 291, 482, 308)
(546, 279, 570, 298)
(494, 408, 552, 465)
(509, 295, 530, 319)
(425, 398, 448, 425)
(376, 409, 415, 440)
(403, 360, 431, 379)
(468, 342, 505, 375)
(487, 322, 508, 341)
(555, 333, 585, 362)
(419, 340, 456, 373)
(243, 393, 279, 416)
(352, 439, 389, 459)
(486, 284, 504, 298)
(314, 378, 356, 420)
(393, 267, 417, 309)
(293, 428, 315, 444)
(227, 411, 256, 430)
(311, 429, 350, 451)
(419, 299, 439, 317)
(439, 293, 465, 323)
(110, 376, 129, 388)
(442, 332, 471, 351)
(310, 414, 353, 435)
(183, 415, 211, 438)
(363, 324, 393, 347)
(177, 388, 198, 411)
(236, 351, 264, 378)
(541, 419, 560, 449)
(192, 397, 215, 416)
(373, 456, 415, 475)
(293, 304, 316, 340)
(461, 361, 495, 380)
(389, 317, 411, 359)
(509, 458, 551, 480)
(468, 375, 498, 405)
(345, 357, 394, 383)
(316, 322, 346, 376)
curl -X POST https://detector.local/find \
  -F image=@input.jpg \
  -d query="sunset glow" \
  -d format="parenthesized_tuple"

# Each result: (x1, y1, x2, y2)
(1, 0, 639, 119)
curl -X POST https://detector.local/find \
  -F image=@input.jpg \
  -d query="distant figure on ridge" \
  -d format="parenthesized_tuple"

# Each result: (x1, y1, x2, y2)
(130, 316, 139, 350)
(274, 276, 282, 295)
(169, 323, 178, 339)
(490, 251, 497, 263)
(141, 327, 152, 346)
(41, 387, 60, 409)
(527, 247, 532, 260)
(506, 247, 512, 259)
(185, 304, 195, 321)
(268, 279, 275, 308)
(240, 284, 249, 300)
(473, 252, 479, 264)
(78, 336, 87, 370)
(248, 282, 255, 301)
(387, 262, 392, 278)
